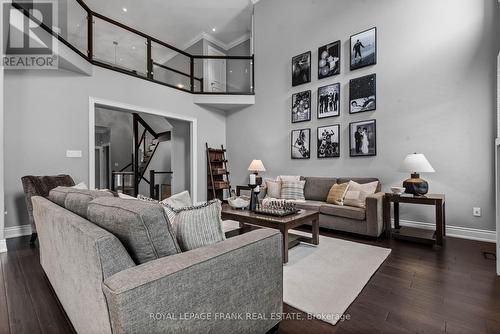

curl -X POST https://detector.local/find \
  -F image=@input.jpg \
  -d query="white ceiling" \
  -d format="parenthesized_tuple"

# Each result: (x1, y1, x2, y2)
(83, 0, 253, 51)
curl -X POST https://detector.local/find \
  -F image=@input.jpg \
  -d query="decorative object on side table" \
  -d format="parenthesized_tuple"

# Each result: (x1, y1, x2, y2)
(399, 153, 435, 196)
(248, 160, 266, 186)
(248, 183, 260, 211)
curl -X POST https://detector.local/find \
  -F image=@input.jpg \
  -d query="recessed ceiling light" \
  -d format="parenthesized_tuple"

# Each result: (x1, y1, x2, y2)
(122, 7, 127, 12)
(132, 46, 136, 50)
(212, 28, 216, 32)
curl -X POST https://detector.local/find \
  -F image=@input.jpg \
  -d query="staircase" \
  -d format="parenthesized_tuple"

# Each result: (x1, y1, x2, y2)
(133, 113, 171, 195)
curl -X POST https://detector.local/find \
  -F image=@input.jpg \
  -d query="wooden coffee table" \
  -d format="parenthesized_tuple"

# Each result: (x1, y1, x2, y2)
(221, 205, 319, 263)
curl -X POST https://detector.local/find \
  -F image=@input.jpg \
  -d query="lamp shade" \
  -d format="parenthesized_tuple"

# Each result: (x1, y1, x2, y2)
(399, 153, 435, 173)
(248, 160, 266, 172)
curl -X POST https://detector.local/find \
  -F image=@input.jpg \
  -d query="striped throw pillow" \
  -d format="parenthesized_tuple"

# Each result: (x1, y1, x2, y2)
(163, 199, 226, 251)
(280, 180, 306, 201)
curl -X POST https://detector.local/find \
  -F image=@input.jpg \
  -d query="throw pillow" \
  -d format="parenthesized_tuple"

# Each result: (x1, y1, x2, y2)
(326, 183, 349, 205)
(265, 180, 282, 199)
(117, 192, 137, 200)
(160, 190, 192, 209)
(164, 199, 226, 251)
(280, 180, 306, 201)
(88, 197, 181, 264)
(343, 181, 379, 208)
(72, 182, 88, 190)
(278, 175, 301, 182)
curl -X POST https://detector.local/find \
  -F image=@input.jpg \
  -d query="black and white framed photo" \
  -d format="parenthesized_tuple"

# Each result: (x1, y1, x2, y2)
(349, 119, 377, 157)
(349, 74, 376, 114)
(292, 51, 311, 86)
(350, 27, 377, 70)
(317, 124, 340, 158)
(291, 128, 311, 159)
(318, 40, 340, 79)
(318, 83, 340, 119)
(291, 90, 311, 123)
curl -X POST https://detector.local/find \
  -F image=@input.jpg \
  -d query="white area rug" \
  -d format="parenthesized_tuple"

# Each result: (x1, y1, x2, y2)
(283, 231, 391, 325)
(221, 221, 391, 326)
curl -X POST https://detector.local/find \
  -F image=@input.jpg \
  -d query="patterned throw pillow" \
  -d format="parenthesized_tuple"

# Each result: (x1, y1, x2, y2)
(280, 180, 306, 201)
(326, 183, 349, 205)
(343, 181, 379, 208)
(162, 199, 226, 251)
(137, 194, 159, 203)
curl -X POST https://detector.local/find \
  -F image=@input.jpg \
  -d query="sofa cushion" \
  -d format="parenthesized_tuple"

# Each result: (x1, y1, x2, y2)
(48, 186, 75, 207)
(87, 197, 181, 264)
(337, 177, 381, 192)
(294, 200, 324, 211)
(320, 203, 366, 221)
(303, 177, 337, 201)
(64, 189, 115, 219)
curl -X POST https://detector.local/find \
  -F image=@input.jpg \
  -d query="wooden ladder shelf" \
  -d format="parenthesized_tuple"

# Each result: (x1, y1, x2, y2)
(206, 143, 231, 201)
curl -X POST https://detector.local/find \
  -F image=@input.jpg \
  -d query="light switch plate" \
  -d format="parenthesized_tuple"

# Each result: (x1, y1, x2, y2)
(66, 150, 82, 158)
(473, 207, 481, 217)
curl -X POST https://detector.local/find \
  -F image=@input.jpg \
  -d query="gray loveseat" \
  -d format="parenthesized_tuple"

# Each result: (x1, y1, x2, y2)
(32, 190, 283, 334)
(294, 177, 385, 237)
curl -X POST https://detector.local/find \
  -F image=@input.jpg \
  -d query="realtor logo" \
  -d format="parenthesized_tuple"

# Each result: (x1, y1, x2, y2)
(2, 0, 58, 69)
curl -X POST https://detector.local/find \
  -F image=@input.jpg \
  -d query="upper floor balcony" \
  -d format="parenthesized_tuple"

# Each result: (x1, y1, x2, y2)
(11, 0, 255, 108)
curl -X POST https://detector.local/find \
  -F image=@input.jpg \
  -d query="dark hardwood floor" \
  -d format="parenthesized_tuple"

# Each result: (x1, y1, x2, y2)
(0, 231, 498, 334)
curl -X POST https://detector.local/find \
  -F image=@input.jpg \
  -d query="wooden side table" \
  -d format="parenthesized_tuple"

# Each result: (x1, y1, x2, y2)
(383, 193, 446, 246)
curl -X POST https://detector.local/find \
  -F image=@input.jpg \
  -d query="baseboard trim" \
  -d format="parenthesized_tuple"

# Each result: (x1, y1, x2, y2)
(0, 239, 6, 253)
(4, 224, 32, 239)
(396, 219, 496, 243)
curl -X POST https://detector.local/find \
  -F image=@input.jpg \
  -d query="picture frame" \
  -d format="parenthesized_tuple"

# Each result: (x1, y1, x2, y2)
(317, 83, 340, 119)
(349, 119, 377, 157)
(291, 128, 311, 159)
(291, 90, 311, 123)
(350, 27, 377, 71)
(349, 74, 376, 114)
(317, 124, 340, 158)
(292, 51, 311, 87)
(318, 40, 340, 79)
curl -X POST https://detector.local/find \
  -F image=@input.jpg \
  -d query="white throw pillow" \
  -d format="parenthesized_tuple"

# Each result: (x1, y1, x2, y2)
(72, 182, 88, 190)
(280, 180, 306, 201)
(118, 192, 137, 200)
(278, 175, 301, 182)
(160, 190, 193, 209)
(343, 181, 379, 208)
(265, 180, 282, 199)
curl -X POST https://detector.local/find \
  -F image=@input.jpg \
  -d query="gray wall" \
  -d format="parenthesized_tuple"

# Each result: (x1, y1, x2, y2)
(95, 107, 133, 173)
(227, 0, 499, 231)
(4, 65, 226, 228)
(167, 118, 191, 195)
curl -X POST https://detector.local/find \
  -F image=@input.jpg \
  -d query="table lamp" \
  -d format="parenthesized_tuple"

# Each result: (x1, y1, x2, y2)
(248, 160, 266, 186)
(399, 153, 435, 196)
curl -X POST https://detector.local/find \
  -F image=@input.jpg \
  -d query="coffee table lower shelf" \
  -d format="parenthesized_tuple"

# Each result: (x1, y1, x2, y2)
(391, 226, 436, 245)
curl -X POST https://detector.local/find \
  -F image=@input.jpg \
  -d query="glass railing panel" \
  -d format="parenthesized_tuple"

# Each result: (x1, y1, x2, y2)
(151, 42, 193, 91)
(194, 57, 253, 94)
(64, 0, 88, 55)
(93, 16, 147, 76)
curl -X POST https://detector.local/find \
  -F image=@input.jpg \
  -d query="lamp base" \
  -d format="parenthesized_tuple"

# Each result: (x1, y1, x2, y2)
(403, 173, 429, 196)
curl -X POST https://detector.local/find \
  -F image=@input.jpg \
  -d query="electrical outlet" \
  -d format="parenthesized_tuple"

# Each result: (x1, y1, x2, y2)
(473, 207, 481, 217)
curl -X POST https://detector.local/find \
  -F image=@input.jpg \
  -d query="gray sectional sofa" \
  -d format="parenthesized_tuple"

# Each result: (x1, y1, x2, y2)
(32, 188, 283, 334)
(295, 177, 385, 237)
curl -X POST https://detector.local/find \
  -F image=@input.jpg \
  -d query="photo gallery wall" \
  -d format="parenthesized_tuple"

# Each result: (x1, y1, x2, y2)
(290, 27, 377, 159)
